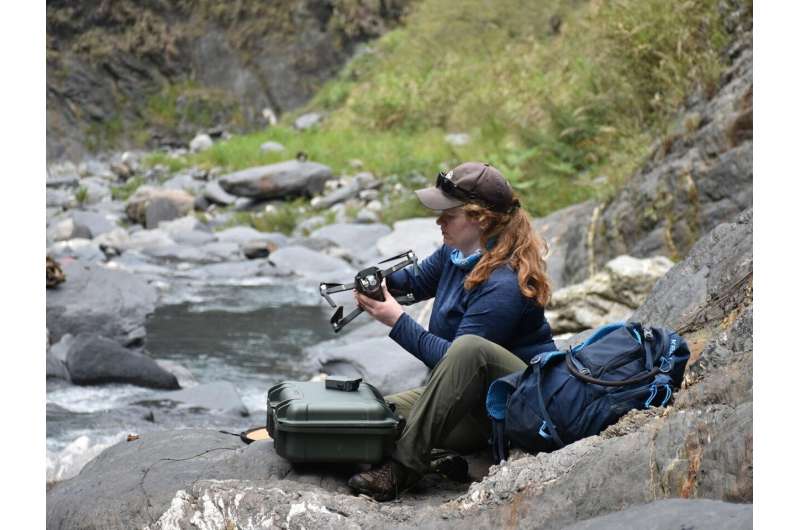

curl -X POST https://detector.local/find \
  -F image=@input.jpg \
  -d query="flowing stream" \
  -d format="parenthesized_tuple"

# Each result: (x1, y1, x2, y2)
(46, 280, 365, 482)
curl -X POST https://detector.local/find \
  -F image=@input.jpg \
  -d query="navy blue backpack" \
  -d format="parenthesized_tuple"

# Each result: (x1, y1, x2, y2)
(486, 322, 690, 463)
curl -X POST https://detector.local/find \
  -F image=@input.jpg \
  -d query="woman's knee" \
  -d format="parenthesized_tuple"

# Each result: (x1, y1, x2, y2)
(445, 334, 493, 363)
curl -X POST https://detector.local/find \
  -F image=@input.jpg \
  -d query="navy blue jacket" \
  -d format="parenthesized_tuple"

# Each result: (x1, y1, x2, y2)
(387, 244, 555, 369)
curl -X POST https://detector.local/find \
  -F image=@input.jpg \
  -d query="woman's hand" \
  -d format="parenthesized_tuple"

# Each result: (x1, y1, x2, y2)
(354, 280, 404, 328)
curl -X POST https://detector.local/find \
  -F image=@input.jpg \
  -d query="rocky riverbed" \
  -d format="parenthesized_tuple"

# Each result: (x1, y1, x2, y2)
(46, 22, 752, 530)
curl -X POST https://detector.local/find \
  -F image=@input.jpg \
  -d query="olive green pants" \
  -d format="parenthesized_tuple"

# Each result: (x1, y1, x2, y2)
(386, 334, 526, 474)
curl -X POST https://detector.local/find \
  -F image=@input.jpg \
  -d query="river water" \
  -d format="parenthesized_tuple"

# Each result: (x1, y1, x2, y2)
(46, 279, 368, 482)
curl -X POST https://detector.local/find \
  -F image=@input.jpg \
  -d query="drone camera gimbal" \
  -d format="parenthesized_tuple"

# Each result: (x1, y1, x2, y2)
(320, 250, 419, 332)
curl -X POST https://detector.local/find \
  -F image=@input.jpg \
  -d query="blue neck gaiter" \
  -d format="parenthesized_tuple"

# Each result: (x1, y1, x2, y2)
(449, 237, 498, 271)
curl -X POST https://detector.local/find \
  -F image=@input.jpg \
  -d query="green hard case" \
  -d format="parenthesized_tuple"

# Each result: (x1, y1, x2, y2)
(266, 380, 401, 463)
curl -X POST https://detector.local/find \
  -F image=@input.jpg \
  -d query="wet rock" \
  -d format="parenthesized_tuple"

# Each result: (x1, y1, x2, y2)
(546, 255, 673, 334)
(219, 160, 333, 200)
(147, 382, 248, 416)
(377, 217, 442, 261)
(66, 334, 179, 389)
(46, 261, 157, 346)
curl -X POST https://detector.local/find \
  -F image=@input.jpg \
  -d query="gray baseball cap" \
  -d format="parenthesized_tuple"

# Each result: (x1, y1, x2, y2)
(415, 162, 519, 213)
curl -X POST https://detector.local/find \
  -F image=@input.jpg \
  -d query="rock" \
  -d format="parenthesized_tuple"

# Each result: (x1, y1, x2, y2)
(532, 201, 597, 291)
(214, 226, 286, 246)
(155, 360, 197, 388)
(47, 333, 73, 380)
(45, 429, 334, 529)
(445, 132, 471, 146)
(125, 187, 195, 228)
(162, 173, 206, 195)
(305, 335, 430, 396)
(147, 382, 248, 416)
(157, 216, 215, 246)
(293, 112, 324, 130)
(125, 229, 177, 253)
(632, 209, 752, 330)
(46, 261, 157, 346)
(267, 245, 355, 280)
(181, 259, 282, 280)
(356, 209, 379, 223)
(377, 217, 442, 261)
(242, 239, 279, 259)
(545, 255, 674, 334)
(293, 215, 328, 236)
(312, 178, 361, 209)
(359, 189, 380, 201)
(219, 160, 333, 200)
(65, 334, 180, 389)
(309, 223, 392, 265)
(79, 177, 113, 204)
(49, 238, 107, 263)
(47, 162, 80, 187)
(71, 211, 115, 239)
(189, 133, 213, 153)
(48, 217, 88, 242)
(203, 179, 237, 206)
(562, 499, 751, 530)
(259, 141, 285, 153)
(46, 188, 75, 209)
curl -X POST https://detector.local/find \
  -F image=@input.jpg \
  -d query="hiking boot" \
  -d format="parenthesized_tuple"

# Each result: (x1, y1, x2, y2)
(348, 460, 421, 501)
(431, 453, 470, 483)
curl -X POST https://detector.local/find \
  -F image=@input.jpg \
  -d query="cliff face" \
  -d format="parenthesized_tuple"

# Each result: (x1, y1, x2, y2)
(46, 0, 410, 161)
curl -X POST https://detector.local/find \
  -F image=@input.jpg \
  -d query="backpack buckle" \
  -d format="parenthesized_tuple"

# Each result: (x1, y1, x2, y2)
(659, 356, 674, 373)
(643, 327, 654, 341)
(530, 354, 543, 365)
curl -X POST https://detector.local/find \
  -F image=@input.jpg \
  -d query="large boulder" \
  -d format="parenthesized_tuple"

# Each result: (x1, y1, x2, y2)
(46, 261, 158, 346)
(218, 160, 333, 200)
(71, 211, 116, 238)
(546, 255, 673, 334)
(268, 245, 356, 281)
(562, 499, 751, 530)
(309, 222, 392, 266)
(377, 217, 442, 261)
(65, 334, 179, 389)
(305, 335, 430, 396)
(125, 186, 195, 229)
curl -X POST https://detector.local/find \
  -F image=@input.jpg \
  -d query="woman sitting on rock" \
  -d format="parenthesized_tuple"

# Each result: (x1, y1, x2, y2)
(348, 162, 556, 500)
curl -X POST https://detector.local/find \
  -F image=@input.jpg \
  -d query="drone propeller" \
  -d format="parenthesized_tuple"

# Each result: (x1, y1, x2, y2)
(378, 250, 413, 264)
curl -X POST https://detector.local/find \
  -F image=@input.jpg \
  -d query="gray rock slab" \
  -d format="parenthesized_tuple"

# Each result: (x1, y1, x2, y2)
(268, 245, 356, 281)
(46, 430, 296, 529)
(214, 226, 287, 246)
(47, 188, 75, 208)
(71, 210, 115, 238)
(203, 179, 237, 205)
(48, 239, 107, 263)
(309, 222, 392, 265)
(66, 334, 179, 389)
(219, 160, 333, 199)
(180, 258, 282, 280)
(562, 499, 751, 530)
(633, 209, 752, 329)
(46, 261, 158, 346)
(532, 200, 597, 290)
(146, 382, 248, 416)
(305, 335, 430, 396)
(377, 217, 442, 261)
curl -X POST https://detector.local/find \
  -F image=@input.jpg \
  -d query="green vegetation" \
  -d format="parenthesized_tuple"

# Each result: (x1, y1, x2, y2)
(75, 186, 89, 205)
(111, 176, 145, 201)
(145, 0, 733, 221)
(216, 198, 311, 235)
